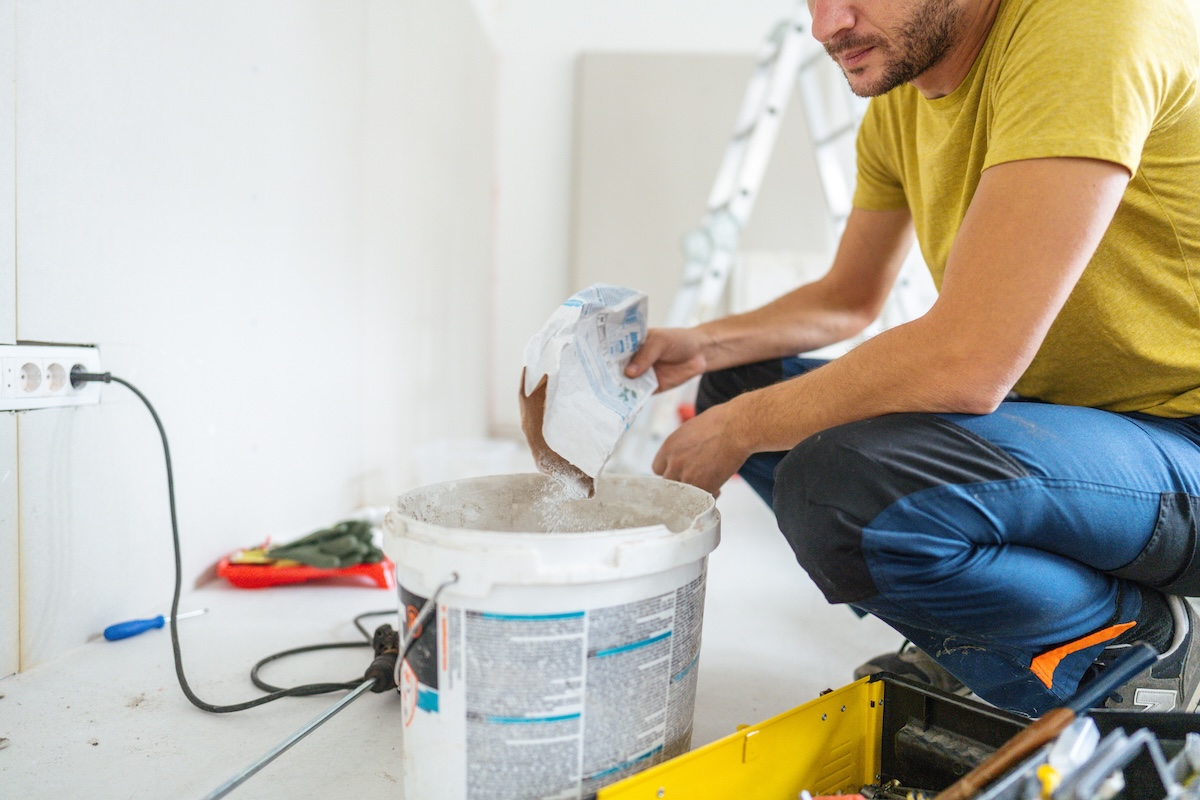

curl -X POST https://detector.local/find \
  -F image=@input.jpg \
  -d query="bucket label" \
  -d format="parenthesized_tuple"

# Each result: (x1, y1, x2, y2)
(401, 587, 439, 724)
(465, 610, 586, 798)
(664, 572, 706, 757)
(417, 567, 708, 800)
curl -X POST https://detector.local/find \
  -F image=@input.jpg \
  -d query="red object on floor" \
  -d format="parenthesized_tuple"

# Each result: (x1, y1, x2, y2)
(216, 556, 396, 590)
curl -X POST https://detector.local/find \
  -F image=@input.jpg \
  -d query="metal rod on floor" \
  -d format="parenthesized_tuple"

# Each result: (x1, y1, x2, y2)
(199, 577, 458, 799)
(202, 678, 376, 800)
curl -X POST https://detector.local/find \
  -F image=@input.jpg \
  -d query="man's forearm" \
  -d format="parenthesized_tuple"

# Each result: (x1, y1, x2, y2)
(721, 311, 1006, 455)
(696, 278, 882, 372)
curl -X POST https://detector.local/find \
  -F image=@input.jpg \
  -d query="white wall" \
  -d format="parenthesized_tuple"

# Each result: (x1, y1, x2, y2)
(0, 0, 12, 345)
(571, 52, 834, 328)
(473, 0, 798, 435)
(8, 0, 495, 671)
(359, 0, 496, 502)
(1, 0, 17, 679)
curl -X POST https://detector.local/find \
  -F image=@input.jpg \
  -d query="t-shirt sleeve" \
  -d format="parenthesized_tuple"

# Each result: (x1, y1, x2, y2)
(852, 98, 909, 211)
(984, 0, 1199, 174)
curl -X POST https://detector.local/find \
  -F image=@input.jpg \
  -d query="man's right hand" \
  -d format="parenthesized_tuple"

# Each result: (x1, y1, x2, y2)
(624, 327, 710, 393)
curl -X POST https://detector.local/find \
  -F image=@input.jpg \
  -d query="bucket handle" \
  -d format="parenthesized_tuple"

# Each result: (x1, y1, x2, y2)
(394, 572, 460, 690)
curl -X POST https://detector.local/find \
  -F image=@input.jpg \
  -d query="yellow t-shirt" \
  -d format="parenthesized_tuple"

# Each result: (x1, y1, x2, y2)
(853, 0, 1200, 417)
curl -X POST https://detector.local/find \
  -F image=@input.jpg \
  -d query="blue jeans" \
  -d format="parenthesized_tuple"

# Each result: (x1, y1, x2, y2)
(697, 358, 1200, 716)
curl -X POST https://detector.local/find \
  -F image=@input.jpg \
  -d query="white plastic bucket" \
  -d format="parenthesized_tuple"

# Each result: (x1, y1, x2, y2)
(384, 473, 721, 800)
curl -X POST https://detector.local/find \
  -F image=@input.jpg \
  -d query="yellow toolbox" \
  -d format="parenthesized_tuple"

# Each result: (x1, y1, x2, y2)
(598, 675, 1019, 799)
(598, 676, 891, 799)
(599, 674, 1200, 800)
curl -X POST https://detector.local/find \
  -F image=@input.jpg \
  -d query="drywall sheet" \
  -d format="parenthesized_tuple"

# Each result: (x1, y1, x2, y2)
(570, 52, 833, 327)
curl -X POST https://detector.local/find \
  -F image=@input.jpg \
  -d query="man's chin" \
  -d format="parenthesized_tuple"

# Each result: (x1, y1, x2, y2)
(842, 71, 884, 98)
(841, 66, 904, 98)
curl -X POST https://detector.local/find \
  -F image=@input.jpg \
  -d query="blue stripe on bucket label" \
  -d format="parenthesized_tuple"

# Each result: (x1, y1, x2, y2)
(586, 745, 664, 781)
(591, 630, 672, 658)
(475, 611, 585, 622)
(482, 712, 583, 725)
(672, 653, 700, 684)
(417, 687, 439, 713)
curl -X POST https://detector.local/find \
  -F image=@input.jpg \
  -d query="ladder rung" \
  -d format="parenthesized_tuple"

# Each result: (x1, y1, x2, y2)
(729, 107, 780, 141)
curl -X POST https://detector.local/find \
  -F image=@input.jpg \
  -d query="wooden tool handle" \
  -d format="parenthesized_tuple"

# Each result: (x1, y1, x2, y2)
(933, 644, 1158, 800)
(933, 707, 1075, 800)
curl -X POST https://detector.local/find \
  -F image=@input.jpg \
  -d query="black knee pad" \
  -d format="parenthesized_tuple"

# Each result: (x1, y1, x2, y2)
(1112, 493, 1200, 596)
(695, 360, 785, 414)
(774, 421, 886, 605)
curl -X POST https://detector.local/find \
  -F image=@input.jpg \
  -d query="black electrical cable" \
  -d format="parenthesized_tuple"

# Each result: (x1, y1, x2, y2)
(249, 610, 397, 694)
(72, 369, 395, 712)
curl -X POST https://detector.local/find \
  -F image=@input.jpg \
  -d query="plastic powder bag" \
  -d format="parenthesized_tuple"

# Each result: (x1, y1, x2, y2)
(520, 284, 658, 498)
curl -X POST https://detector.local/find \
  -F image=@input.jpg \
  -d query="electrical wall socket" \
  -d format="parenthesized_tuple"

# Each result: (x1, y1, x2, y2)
(0, 344, 103, 412)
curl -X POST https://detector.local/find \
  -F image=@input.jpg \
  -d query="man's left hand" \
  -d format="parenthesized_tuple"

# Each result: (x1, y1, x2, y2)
(652, 403, 752, 497)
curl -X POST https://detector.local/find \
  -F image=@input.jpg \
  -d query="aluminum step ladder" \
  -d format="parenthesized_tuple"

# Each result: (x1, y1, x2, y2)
(666, 6, 857, 329)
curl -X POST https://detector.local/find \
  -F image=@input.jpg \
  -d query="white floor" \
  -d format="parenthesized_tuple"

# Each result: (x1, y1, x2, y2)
(0, 477, 903, 799)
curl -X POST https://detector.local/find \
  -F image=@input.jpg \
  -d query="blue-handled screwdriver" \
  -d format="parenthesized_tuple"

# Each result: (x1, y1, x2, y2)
(103, 608, 209, 641)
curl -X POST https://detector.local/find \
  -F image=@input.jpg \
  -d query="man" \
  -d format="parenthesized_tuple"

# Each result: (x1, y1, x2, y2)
(624, 0, 1200, 717)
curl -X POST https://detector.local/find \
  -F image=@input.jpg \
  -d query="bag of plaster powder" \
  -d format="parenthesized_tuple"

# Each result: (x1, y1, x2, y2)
(520, 284, 658, 498)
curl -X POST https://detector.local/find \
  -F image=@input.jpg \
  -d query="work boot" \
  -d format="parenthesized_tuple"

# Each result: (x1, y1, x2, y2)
(1103, 596, 1200, 712)
(854, 640, 970, 696)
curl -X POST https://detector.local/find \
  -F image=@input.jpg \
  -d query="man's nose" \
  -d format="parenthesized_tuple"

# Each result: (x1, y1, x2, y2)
(809, 0, 857, 44)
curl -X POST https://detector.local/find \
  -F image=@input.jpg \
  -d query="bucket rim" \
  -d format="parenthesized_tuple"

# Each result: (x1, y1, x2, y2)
(390, 518, 683, 543)
(388, 473, 717, 538)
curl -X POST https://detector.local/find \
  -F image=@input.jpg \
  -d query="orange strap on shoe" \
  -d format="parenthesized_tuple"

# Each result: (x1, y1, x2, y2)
(1030, 622, 1136, 689)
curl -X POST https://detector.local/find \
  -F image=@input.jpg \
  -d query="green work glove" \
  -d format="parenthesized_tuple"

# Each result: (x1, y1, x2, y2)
(266, 520, 383, 568)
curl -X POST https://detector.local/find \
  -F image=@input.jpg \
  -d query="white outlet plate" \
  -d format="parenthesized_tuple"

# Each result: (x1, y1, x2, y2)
(0, 344, 103, 411)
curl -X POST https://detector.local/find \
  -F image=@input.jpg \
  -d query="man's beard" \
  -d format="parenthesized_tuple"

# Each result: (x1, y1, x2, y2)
(825, 0, 963, 97)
